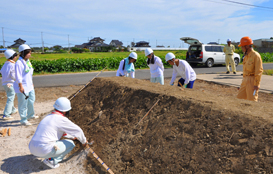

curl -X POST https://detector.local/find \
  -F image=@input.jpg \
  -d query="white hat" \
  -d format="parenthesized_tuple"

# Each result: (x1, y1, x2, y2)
(19, 44, 31, 52)
(4, 49, 16, 59)
(165, 52, 175, 62)
(227, 39, 231, 42)
(53, 97, 71, 112)
(129, 52, 137, 59)
(145, 48, 153, 56)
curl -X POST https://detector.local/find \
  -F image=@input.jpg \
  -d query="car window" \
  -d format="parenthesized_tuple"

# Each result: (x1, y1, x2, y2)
(205, 46, 212, 52)
(190, 46, 201, 51)
(212, 46, 222, 52)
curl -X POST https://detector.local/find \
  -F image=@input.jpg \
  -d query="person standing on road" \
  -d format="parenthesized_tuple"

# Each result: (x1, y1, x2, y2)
(29, 97, 88, 169)
(116, 52, 137, 78)
(165, 52, 196, 88)
(224, 39, 236, 74)
(14, 44, 38, 126)
(237, 36, 263, 102)
(0, 49, 18, 120)
(145, 48, 164, 85)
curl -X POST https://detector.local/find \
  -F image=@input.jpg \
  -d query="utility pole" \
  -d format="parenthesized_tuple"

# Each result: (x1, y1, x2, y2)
(68, 35, 70, 52)
(2, 27, 4, 48)
(218, 39, 220, 44)
(41, 32, 44, 53)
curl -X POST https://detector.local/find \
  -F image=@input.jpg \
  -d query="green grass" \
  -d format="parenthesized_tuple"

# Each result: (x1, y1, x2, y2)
(263, 69, 273, 75)
(0, 50, 187, 64)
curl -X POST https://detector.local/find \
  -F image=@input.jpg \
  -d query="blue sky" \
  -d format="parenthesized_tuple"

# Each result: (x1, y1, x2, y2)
(1, 0, 273, 48)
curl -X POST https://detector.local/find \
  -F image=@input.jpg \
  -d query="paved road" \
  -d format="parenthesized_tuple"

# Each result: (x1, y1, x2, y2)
(1, 63, 273, 91)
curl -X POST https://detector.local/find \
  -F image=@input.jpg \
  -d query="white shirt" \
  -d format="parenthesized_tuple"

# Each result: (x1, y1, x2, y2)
(0, 61, 16, 86)
(14, 57, 34, 93)
(147, 56, 164, 78)
(170, 59, 196, 85)
(29, 112, 87, 157)
(116, 58, 135, 78)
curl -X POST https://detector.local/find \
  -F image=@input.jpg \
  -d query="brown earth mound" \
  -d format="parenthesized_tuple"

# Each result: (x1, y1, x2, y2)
(69, 77, 273, 174)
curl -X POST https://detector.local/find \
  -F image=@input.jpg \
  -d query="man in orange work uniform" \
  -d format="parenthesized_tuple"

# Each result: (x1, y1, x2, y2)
(237, 36, 263, 102)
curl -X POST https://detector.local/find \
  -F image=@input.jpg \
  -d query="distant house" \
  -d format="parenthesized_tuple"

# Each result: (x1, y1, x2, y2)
(8, 38, 26, 48)
(134, 41, 151, 47)
(0, 48, 7, 53)
(109, 40, 123, 48)
(156, 45, 165, 48)
(253, 38, 273, 48)
(75, 37, 109, 52)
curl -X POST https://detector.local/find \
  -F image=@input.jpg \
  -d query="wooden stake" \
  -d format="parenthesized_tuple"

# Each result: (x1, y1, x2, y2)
(87, 145, 114, 174)
(8, 128, 11, 136)
(3, 128, 7, 137)
(69, 66, 107, 101)
(135, 99, 160, 127)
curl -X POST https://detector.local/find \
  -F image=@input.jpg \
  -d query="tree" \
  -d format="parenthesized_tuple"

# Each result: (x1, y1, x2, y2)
(131, 42, 135, 47)
(270, 37, 273, 39)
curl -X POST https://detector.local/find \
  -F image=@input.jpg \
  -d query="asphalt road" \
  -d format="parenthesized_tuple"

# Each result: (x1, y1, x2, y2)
(1, 63, 273, 91)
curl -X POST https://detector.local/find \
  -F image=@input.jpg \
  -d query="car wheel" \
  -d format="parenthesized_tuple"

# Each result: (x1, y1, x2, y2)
(206, 59, 214, 68)
(234, 58, 239, 66)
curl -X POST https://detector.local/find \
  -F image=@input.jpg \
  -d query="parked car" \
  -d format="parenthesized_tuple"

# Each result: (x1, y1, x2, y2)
(180, 37, 241, 68)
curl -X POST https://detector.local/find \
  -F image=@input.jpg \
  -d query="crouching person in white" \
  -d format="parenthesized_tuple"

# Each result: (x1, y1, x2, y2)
(29, 97, 88, 169)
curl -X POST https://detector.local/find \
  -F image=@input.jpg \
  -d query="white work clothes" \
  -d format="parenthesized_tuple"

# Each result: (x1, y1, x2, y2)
(147, 56, 164, 78)
(29, 112, 87, 157)
(170, 60, 196, 85)
(0, 61, 16, 85)
(116, 58, 135, 78)
(14, 57, 34, 93)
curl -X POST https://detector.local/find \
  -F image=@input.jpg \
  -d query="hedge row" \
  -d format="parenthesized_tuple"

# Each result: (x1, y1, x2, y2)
(0, 56, 185, 74)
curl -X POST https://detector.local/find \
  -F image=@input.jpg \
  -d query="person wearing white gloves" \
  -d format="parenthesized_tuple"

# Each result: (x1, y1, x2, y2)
(116, 52, 137, 78)
(14, 44, 38, 126)
(0, 49, 18, 119)
(29, 97, 88, 169)
(165, 52, 196, 88)
(145, 48, 164, 85)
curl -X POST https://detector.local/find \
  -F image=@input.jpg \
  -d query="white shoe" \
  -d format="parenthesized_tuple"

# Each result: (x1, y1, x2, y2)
(21, 121, 32, 126)
(29, 115, 39, 120)
(43, 159, 60, 169)
(2, 116, 14, 120)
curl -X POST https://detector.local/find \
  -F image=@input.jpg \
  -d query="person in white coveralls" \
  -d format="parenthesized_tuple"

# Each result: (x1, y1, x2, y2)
(29, 97, 88, 169)
(165, 52, 196, 88)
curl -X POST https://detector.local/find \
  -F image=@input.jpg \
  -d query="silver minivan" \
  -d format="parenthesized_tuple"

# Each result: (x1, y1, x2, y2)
(180, 37, 241, 68)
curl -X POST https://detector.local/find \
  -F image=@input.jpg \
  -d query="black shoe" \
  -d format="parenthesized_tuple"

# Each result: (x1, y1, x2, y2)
(233, 72, 236, 74)
(226, 71, 230, 74)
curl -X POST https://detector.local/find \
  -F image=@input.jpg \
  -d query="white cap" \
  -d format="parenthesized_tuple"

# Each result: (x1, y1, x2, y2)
(53, 97, 72, 112)
(129, 52, 137, 59)
(145, 48, 153, 56)
(227, 39, 231, 42)
(19, 44, 31, 52)
(165, 52, 175, 62)
(4, 49, 16, 59)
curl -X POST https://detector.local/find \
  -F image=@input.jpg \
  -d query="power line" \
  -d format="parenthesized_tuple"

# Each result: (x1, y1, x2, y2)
(221, 0, 273, 10)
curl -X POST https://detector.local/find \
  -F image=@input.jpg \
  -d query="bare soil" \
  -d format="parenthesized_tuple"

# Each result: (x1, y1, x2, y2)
(69, 77, 273, 174)
(1, 77, 273, 174)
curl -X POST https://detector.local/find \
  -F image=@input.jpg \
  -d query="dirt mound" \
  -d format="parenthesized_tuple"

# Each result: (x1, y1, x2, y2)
(69, 77, 273, 174)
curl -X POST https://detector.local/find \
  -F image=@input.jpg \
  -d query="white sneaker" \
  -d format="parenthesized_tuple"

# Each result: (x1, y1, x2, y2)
(43, 159, 60, 169)
(21, 121, 32, 126)
(3, 116, 14, 120)
(29, 115, 39, 120)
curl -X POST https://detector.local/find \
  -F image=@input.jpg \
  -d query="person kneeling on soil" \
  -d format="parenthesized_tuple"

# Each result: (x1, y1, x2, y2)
(116, 52, 137, 78)
(29, 97, 88, 169)
(165, 52, 196, 88)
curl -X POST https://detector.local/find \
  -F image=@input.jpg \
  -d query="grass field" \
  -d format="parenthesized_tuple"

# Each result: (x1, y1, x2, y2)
(0, 50, 187, 64)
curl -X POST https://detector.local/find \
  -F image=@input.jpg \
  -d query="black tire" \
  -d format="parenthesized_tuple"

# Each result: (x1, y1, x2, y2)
(234, 58, 239, 66)
(206, 59, 214, 68)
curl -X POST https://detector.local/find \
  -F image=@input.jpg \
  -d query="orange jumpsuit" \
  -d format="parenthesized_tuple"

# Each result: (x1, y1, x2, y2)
(237, 49, 263, 101)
